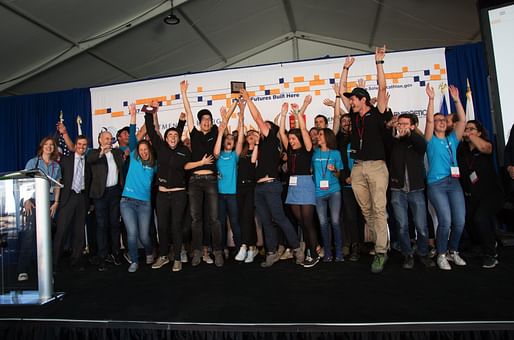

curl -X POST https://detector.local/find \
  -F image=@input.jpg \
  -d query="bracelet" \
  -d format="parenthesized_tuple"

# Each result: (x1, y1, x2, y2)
(376, 60, 384, 64)
(336, 95, 341, 98)
(343, 66, 349, 70)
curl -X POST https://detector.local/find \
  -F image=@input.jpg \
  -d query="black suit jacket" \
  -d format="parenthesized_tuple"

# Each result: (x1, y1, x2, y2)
(86, 148, 125, 199)
(59, 153, 91, 207)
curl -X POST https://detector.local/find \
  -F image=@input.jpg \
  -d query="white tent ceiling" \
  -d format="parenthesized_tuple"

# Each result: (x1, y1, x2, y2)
(0, 0, 481, 97)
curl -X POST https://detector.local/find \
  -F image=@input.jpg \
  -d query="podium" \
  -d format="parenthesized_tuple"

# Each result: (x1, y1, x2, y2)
(0, 169, 64, 305)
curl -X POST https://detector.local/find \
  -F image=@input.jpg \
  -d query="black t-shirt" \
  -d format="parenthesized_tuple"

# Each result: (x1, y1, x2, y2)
(145, 113, 192, 189)
(190, 126, 218, 173)
(238, 150, 256, 183)
(256, 124, 281, 180)
(457, 143, 503, 200)
(287, 145, 312, 176)
(350, 106, 392, 161)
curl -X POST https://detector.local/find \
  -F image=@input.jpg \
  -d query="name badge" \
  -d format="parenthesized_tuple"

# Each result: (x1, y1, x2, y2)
(469, 171, 479, 184)
(320, 180, 329, 190)
(450, 166, 460, 178)
(289, 176, 298, 186)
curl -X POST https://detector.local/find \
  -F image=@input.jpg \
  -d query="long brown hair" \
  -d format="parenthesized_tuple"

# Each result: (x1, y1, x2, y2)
(135, 140, 156, 167)
(37, 136, 59, 161)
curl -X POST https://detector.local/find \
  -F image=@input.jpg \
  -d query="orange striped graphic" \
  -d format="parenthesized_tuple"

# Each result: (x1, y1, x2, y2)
(212, 94, 226, 100)
(313, 75, 320, 80)
(95, 109, 108, 115)
(309, 80, 325, 86)
(434, 64, 440, 70)
(283, 83, 289, 88)
(294, 86, 310, 92)
(135, 96, 167, 105)
(440, 69, 447, 75)
(430, 75, 442, 81)
(270, 89, 281, 95)
(197, 86, 203, 92)
(259, 85, 265, 91)
(293, 76, 304, 82)
(366, 75, 372, 81)
(315, 90, 321, 96)
(111, 111, 124, 117)
(402, 66, 409, 72)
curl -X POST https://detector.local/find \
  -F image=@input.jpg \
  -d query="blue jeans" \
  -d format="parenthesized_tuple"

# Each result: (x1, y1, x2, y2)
(218, 194, 242, 249)
(254, 181, 299, 252)
(391, 190, 429, 256)
(427, 177, 465, 254)
(315, 191, 343, 258)
(120, 197, 153, 263)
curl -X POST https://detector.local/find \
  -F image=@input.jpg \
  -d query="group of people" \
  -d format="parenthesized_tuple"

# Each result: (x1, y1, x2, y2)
(17, 46, 514, 282)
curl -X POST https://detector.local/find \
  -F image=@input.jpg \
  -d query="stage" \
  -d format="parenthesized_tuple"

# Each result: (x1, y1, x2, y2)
(1, 247, 514, 339)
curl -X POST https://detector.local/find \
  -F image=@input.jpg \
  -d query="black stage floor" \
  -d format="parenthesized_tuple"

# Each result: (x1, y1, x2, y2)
(1, 247, 514, 339)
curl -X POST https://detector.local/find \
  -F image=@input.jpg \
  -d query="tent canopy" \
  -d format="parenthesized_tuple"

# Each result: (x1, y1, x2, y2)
(0, 0, 480, 96)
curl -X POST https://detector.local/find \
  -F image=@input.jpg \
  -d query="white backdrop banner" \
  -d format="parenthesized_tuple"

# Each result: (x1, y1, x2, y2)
(90, 47, 449, 147)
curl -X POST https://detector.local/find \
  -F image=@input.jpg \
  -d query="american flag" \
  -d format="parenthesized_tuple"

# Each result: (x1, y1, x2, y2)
(56, 110, 71, 161)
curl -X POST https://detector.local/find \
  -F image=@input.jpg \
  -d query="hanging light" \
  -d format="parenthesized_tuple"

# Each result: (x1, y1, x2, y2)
(163, 0, 180, 25)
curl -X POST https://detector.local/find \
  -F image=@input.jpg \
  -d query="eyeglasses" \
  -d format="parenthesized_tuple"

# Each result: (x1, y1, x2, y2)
(464, 127, 478, 131)
(434, 118, 446, 123)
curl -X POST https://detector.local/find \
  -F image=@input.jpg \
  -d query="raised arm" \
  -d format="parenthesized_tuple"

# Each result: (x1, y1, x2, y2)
(128, 103, 138, 151)
(241, 88, 269, 136)
(180, 80, 195, 133)
(333, 84, 341, 133)
(278, 102, 290, 150)
(375, 45, 388, 113)
(448, 85, 466, 141)
(338, 56, 354, 112)
(176, 112, 186, 137)
(424, 83, 435, 141)
(56, 122, 75, 152)
(235, 100, 246, 156)
(298, 95, 313, 151)
(213, 117, 227, 159)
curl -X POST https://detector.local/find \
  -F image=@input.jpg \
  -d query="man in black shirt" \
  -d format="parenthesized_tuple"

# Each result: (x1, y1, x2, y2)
(338, 46, 391, 273)
(181, 80, 236, 267)
(241, 89, 304, 268)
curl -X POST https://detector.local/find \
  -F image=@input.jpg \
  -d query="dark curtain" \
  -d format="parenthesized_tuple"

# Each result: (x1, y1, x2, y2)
(445, 42, 493, 139)
(0, 88, 92, 172)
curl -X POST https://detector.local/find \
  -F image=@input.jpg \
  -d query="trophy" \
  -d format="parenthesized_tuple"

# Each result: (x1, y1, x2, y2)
(76, 115, 83, 135)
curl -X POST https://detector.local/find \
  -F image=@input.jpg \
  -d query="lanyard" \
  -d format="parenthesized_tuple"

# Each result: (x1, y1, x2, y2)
(320, 150, 331, 178)
(445, 138, 456, 166)
(37, 158, 56, 179)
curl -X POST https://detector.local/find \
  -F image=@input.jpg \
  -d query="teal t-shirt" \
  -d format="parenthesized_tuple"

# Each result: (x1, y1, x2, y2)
(217, 150, 239, 194)
(312, 148, 343, 197)
(122, 150, 156, 201)
(426, 131, 459, 184)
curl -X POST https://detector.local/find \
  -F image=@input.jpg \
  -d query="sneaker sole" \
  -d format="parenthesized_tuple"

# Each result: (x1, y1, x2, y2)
(152, 261, 170, 269)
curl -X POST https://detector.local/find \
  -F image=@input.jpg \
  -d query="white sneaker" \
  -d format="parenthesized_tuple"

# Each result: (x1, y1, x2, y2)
(447, 251, 467, 266)
(437, 254, 451, 270)
(235, 245, 248, 261)
(180, 248, 188, 263)
(202, 253, 213, 264)
(245, 247, 259, 263)
(17, 273, 28, 281)
(128, 262, 139, 273)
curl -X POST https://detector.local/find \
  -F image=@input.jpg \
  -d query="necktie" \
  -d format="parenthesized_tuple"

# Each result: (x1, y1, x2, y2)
(72, 157, 84, 193)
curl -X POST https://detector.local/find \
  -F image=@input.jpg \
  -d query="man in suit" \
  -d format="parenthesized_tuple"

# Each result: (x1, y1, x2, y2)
(87, 131, 125, 271)
(53, 135, 91, 272)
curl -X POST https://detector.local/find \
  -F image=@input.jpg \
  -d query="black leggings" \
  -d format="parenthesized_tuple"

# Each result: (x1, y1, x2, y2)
(237, 184, 257, 246)
(289, 204, 318, 256)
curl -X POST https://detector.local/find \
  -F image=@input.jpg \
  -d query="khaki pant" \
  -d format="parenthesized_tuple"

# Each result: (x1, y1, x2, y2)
(350, 160, 389, 254)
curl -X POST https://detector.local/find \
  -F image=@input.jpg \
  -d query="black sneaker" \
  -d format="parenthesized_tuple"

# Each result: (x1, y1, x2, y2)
(482, 255, 499, 269)
(419, 255, 436, 268)
(303, 256, 320, 268)
(98, 259, 108, 272)
(402, 255, 414, 269)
